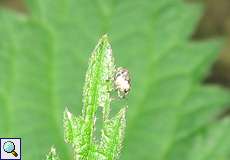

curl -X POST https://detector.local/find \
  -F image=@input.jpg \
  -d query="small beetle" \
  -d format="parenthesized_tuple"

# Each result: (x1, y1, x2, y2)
(114, 67, 131, 98)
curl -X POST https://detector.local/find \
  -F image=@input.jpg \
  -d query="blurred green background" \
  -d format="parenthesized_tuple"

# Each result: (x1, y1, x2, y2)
(0, 0, 230, 160)
(1, 0, 230, 87)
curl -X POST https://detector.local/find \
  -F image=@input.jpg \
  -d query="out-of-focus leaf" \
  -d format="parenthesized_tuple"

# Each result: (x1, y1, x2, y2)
(0, 0, 229, 160)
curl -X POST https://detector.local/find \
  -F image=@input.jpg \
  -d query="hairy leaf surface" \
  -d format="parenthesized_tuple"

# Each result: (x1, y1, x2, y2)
(0, 0, 229, 160)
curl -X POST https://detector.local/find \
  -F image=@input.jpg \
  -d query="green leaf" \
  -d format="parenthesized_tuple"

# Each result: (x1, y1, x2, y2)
(0, 0, 229, 160)
(46, 147, 60, 160)
(100, 108, 126, 160)
(62, 36, 126, 160)
(82, 35, 115, 121)
(63, 108, 79, 144)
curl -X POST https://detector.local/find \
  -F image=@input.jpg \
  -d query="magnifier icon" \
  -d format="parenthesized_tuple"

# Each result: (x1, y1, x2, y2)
(3, 141, 18, 157)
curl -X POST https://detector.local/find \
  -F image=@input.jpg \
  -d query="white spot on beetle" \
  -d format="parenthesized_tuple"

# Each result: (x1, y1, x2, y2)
(114, 67, 131, 98)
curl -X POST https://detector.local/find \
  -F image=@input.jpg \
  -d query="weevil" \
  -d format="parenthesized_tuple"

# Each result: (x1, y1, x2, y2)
(114, 67, 131, 98)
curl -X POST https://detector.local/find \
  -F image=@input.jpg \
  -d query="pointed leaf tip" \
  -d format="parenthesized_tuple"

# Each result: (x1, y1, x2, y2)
(64, 107, 72, 120)
(63, 108, 74, 144)
(101, 34, 109, 40)
(46, 146, 60, 160)
(82, 34, 115, 119)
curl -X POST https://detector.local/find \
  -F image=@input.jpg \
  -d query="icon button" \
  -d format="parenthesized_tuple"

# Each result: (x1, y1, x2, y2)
(3, 141, 18, 157)
(0, 138, 21, 160)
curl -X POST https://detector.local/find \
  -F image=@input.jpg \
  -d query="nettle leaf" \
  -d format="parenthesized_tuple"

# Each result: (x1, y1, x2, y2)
(100, 108, 126, 160)
(46, 147, 60, 160)
(0, 0, 229, 160)
(62, 36, 126, 160)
